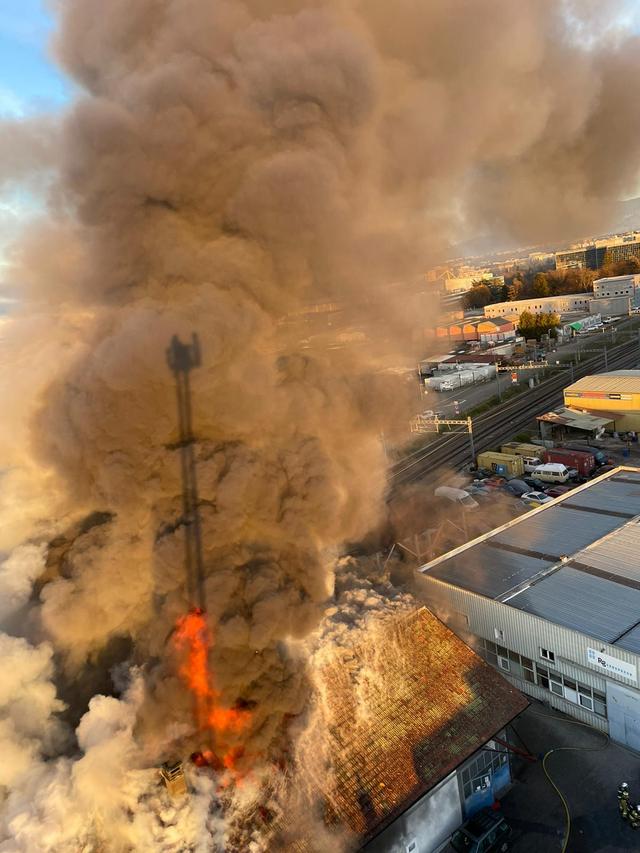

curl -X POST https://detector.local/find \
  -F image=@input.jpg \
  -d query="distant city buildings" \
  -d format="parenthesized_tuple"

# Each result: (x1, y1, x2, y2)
(556, 234, 640, 270)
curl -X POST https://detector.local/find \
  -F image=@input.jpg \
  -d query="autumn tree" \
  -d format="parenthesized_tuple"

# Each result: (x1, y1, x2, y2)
(532, 273, 550, 297)
(462, 283, 493, 309)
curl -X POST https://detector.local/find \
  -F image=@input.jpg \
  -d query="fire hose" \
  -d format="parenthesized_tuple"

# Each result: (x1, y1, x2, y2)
(530, 709, 610, 853)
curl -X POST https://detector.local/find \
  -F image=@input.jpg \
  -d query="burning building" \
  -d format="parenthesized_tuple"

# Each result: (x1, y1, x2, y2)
(275, 608, 528, 852)
(2, 0, 640, 850)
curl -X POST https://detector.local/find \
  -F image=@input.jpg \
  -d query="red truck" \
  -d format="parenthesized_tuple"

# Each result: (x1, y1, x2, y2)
(544, 448, 596, 477)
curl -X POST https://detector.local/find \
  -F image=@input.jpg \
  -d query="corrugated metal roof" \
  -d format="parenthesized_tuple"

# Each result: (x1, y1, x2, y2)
(566, 371, 640, 395)
(561, 479, 640, 513)
(616, 624, 640, 655)
(493, 507, 623, 556)
(508, 567, 640, 642)
(571, 522, 640, 582)
(428, 544, 550, 599)
(420, 469, 640, 639)
(536, 407, 613, 428)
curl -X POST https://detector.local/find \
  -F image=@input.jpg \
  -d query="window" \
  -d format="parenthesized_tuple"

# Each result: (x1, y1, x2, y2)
(406, 841, 418, 853)
(494, 628, 505, 641)
(540, 647, 556, 663)
(498, 656, 510, 672)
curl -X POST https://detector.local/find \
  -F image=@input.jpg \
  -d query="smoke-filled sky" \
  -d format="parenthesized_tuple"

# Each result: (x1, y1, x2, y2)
(2, 2, 640, 852)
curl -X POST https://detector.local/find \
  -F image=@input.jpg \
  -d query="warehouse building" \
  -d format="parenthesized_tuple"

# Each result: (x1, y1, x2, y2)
(593, 273, 640, 300)
(564, 370, 640, 431)
(282, 608, 527, 853)
(416, 468, 640, 750)
(435, 317, 516, 344)
(483, 293, 592, 320)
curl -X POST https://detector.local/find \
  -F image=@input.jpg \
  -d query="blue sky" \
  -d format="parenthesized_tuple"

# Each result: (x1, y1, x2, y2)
(0, 0, 70, 118)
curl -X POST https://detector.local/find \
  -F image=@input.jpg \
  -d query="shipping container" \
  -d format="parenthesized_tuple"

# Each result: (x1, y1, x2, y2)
(476, 452, 525, 478)
(561, 443, 610, 466)
(501, 442, 549, 459)
(545, 448, 595, 477)
(500, 442, 546, 472)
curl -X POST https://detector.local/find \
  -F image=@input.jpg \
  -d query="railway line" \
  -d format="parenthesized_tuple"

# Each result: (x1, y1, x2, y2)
(390, 338, 640, 491)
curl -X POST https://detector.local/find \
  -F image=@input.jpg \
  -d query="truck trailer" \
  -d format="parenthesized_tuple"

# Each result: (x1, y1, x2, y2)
(545, 448, 595, 477)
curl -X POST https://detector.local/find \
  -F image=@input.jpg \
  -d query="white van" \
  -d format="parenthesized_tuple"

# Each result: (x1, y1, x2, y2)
(435, 486, 479, 509)
(521, 455, 544, 473)
(532, 463, 572, 484)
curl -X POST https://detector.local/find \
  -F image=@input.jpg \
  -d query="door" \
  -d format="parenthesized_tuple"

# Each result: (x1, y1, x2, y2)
(607, 682, 640, 751)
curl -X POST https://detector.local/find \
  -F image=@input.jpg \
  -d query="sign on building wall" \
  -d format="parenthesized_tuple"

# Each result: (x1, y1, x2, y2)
(587, 648, 637, 683)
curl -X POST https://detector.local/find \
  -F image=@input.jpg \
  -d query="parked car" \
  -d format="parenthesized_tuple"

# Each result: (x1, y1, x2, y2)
(532, 463, 573, 484)
(450, 809, 512, 853)
(481, 476, 508, 489)
(545, 484, 573, 498)
(522, 476, 547, 492)
(521, 491, 554, 507)
(502, 478, 529, 496)
(434, 486, 479, 509)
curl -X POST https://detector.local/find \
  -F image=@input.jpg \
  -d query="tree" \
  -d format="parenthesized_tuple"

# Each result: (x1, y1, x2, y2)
(462, 283, 493, 309)
(507, 278, 523, 301)
(532, 273, 550, 297)
(517, 310, 560, 340)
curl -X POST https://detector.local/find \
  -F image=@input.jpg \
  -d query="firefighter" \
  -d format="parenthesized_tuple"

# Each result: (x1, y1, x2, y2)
(629, 804, 640, 830)
(618, 782, 630, 821)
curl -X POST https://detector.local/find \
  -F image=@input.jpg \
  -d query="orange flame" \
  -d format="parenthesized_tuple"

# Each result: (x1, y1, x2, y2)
(174, 608, 252, 779)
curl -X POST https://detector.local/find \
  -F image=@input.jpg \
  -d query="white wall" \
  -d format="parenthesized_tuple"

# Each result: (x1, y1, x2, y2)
(364, 771, 462, 853)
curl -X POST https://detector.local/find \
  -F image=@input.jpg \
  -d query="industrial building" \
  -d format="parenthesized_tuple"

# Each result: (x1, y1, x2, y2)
(435, 316, 516, 344)
(417, 468, 640, 750)
(563, 370, 640, 431)
(287, 608, 527, 853)
(483, 293, 593, 320)
(537, 407, 612, 442)
(593, 273, 640, 300)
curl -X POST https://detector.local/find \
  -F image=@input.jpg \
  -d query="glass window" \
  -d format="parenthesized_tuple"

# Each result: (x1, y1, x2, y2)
(564, 679, 576, 691)
(521, 656, 533, 670)
(537, 665, 549, 677)
(579, 694, 594, 711)
(550, 679, 563, 696)
(523, 668, 536, 684)
(486, 640, 497, 654)
(540, 674, 550, 689)
(497, 644, 507, 658)
(498, 656, 511, 672)
(485, 651, 497, 666)
(508, 650, 520, 663)
(594, 695, 607, 718)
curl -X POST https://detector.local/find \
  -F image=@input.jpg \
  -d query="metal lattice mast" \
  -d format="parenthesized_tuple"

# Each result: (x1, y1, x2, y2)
(166, 334, 205, 611)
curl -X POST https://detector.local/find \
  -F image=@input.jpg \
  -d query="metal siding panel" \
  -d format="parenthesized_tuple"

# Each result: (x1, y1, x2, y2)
(416, 574, 639, 693)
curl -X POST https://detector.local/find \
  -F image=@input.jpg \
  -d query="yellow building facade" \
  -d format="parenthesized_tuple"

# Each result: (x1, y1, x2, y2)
(564, 371, 640, 431)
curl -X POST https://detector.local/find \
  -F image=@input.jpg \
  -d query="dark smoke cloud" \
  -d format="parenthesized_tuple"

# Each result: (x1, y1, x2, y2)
(2, 0, 640, 849)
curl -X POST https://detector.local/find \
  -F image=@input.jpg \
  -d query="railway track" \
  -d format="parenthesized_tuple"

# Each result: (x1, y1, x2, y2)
(390, 338, 640, 491)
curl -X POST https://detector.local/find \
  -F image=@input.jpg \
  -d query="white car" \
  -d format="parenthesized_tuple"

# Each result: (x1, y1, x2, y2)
(521, 491, 553, 507)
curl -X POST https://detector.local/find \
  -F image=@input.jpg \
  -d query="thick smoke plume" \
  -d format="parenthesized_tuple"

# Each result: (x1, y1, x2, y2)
(2, 0, 640, 850)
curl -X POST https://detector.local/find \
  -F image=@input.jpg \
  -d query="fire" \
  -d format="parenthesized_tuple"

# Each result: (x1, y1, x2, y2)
(174, 608, 252, 778)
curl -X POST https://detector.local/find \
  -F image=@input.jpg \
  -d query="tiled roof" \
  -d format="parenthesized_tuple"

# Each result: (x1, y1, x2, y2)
(311, 608, 528, 845)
